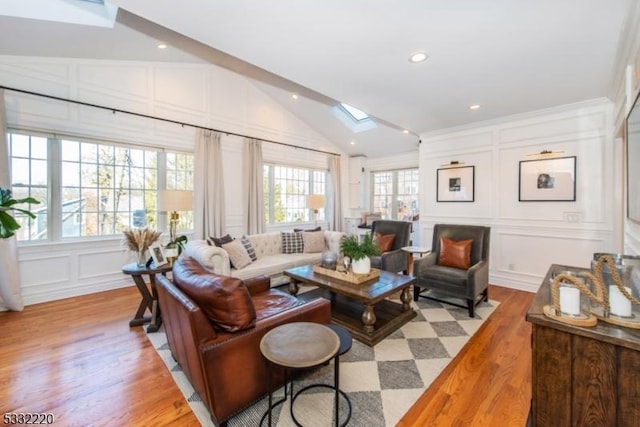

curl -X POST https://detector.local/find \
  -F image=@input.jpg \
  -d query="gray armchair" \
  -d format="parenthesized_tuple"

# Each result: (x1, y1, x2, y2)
(369, 220, 412, 273)
(413, 224, 490, 317)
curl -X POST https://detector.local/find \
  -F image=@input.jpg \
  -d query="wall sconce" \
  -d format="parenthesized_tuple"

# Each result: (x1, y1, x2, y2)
(439, 160, 466, 167)
(158, 190, 193, 246)
(306, 194, 325, 226)
(526, 150, 565, 156)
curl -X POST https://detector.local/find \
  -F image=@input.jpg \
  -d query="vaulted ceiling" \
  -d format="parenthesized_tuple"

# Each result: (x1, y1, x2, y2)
(0, 0, 634, 158)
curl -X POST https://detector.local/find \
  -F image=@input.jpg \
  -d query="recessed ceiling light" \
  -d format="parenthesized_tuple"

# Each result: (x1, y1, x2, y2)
(157, 43, 167, 49)
(409, 52, 428, 63)
(292, 94, 298, 100)
(350, 141, 356, 145)
(403, 129, 409, 134)
(469, 104, 481, 110)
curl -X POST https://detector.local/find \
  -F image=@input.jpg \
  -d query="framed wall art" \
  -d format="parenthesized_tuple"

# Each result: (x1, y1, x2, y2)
(518, 156, 576, 202)
(436, 165, 475, 202)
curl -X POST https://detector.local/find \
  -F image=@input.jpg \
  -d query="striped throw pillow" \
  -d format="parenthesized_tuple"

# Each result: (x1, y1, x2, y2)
(240, 235, 257, 261)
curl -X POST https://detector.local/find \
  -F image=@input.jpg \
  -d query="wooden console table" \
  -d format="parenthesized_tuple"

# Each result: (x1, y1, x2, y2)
(526, 264, 640, 426)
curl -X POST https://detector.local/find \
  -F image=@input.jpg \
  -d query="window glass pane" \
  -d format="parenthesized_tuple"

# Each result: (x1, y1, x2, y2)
(371, 169, 419, 220)
(10, 134, 30, 157)
(372, 172, 393, 219)
(62, 162, 80, 187)
(264, 164, 327, 224)
(9, 133, 49, 241)
(11, 158, 29, 185)
(61, 139, 160, 237)
(30, 160, 47, 186)
(165, 151, 193, 230)
(61, 139, 79, 161)
(31, 137, 48, 159)
(10, 131, 193, 242)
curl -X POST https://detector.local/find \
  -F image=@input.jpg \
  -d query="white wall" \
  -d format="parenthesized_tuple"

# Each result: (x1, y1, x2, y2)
(418, 99, 618, 292)
(0, 55, 344, 305)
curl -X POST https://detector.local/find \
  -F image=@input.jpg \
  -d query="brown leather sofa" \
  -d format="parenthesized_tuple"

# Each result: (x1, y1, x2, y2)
(155, 257, 331, 426)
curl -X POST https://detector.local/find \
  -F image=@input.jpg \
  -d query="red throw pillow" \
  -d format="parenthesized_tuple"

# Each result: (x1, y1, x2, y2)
(374, 232, 396, 252)
(438, 237, 473, 269)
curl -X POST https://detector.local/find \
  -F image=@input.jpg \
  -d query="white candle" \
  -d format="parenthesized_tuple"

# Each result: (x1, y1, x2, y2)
(559, 286, 580, 316)
(609, 285, 632, 317)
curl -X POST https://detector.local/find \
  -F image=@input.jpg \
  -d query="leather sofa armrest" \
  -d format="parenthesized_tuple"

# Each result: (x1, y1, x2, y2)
(243, 275, 271, 295)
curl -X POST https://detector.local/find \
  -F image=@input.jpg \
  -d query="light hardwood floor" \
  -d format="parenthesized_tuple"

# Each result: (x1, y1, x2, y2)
(0, 284, 533, 426)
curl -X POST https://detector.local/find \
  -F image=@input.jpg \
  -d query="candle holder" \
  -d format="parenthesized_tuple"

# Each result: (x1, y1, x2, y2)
(590, 253, 640, 329)
(543, 269, 604, 327)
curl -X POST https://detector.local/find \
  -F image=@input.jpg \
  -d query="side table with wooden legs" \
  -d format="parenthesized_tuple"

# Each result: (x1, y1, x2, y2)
(401, 246, 430, 276)
(122, 262, 172, 333)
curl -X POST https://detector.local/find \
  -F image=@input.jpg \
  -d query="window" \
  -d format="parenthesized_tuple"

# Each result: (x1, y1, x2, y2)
(371, 168, 419, 220)
(8, 130, 193, 242)
(263, 164, 326, 224)
(339, 103, 370, 122)
(165, 152, 195, 231)
(9, 133, 48, 240)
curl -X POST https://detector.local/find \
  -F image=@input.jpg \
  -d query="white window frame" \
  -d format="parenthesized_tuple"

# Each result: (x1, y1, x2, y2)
(370, 168, 419, 220)
(8, 129, 194, 243)
(263, 163, 327, 225)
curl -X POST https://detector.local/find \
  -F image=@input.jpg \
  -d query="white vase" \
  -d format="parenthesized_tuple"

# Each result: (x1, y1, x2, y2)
(352, 257, 371, 275)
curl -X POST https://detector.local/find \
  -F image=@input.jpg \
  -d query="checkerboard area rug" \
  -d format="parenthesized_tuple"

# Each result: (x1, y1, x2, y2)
(145, 291, 498, 427)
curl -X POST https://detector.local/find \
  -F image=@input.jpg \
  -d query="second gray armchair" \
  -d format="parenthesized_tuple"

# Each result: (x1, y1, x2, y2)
(369, 220, 413, 273)
(413, 224, 491, 317)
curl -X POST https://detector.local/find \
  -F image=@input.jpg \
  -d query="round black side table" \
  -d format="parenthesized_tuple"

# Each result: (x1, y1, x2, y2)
(290, 323, 353, 426)
(259, 322, 353, 427)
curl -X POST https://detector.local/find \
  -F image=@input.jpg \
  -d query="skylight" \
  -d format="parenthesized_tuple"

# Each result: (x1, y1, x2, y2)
(339, 103, 370, 122)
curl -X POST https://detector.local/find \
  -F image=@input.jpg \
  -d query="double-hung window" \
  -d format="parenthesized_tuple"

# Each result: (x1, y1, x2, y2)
(8, 130, 193, 242)
(263, 164, 326, 224)
(371, 168, 419, 220)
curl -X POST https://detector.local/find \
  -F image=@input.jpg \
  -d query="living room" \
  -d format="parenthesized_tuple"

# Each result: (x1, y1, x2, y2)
(1, 1, 639, 426)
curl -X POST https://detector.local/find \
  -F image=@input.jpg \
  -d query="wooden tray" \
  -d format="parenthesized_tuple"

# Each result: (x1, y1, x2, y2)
(313, 264, 380, 284)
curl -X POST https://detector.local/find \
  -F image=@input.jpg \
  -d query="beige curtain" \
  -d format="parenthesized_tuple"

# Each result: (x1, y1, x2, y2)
(193, 129, 225, 239)
(0, 89, 24, 311)
(244, 138, 265, 234)
(329, 155, 343, 231)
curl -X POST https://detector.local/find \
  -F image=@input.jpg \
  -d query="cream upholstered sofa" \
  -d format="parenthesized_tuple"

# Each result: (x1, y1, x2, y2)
(183, 230, 345, 286)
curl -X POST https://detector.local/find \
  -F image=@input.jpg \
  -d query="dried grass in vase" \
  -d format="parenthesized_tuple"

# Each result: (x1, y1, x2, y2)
(122, 227, 162, 265)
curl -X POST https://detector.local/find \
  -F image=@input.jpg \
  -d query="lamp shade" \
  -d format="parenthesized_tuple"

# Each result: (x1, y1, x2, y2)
(307, 194, 325, 210)
(158, 190, 193, 212)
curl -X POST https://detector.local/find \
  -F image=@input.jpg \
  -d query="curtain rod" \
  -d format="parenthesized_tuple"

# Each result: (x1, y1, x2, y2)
(0, 85, 341, 157)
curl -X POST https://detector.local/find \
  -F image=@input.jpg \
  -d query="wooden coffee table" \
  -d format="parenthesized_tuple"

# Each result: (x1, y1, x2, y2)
(285, 265, 416, 346)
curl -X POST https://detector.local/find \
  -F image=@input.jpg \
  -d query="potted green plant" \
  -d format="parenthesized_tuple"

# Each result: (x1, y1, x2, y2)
(339, 233, 380, 274)
(0, 188, 40, 239)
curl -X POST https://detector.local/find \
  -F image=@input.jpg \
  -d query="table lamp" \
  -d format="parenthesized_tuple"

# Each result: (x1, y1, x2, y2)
(158, 190, 193, 247)
(307, 194, 325, 226)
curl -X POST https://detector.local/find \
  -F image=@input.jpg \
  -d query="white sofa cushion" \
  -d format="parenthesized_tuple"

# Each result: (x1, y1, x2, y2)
(183, 229, 345, 286)
(302, 230, 325, 253)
